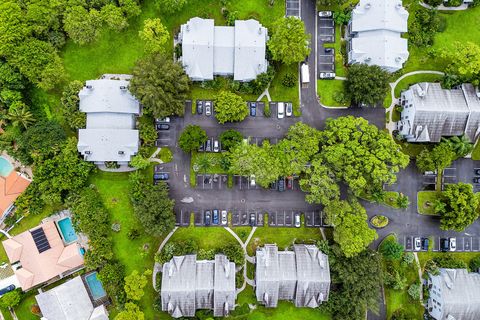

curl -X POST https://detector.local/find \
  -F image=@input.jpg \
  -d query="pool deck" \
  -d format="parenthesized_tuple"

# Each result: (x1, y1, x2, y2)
(42, 210, 90, 250)
(0, 152, 32, 180)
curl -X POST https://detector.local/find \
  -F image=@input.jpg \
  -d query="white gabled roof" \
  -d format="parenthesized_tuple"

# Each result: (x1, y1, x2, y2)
(351, 0, 408, 33)
(78, 129, 139, 162)
(79, 80, 139, 114)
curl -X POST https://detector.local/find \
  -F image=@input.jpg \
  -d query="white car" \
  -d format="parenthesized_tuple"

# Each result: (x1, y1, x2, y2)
(414, 237, 421, 251)
(286, 103, 293, 117)
(319, 72, 336, 79)
(221, 210, 228, 225)
(205, 101, 212, 116)
(318, 11, 332, 17)
(294, 213, 301, 228)
(213, 140, 219, 152)
(155, 117, 170, 123)
(449, 238, 456, 251)
(277, 102, 285, 119)
(250, 175, 256, 187)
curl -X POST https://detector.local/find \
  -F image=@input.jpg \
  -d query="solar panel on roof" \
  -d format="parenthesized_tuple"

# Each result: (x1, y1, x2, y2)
(31, 228, 51, 253)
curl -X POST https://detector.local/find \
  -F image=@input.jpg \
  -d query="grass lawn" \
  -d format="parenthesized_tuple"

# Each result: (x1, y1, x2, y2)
(472, 139, 480, 160)
(190, 152, 227, 187)
(247, 224, 322, 256)
(384, 93, 393, 108)
(392, 108, 401, 122)
(13, 292, 38, 320)
(269, 64, 301, 116)
(396, 141, 432, 158)
(394, 74, 444, 98)
(90, 170, 160, 319)
(317, 80, 349, 107)
(232, 226, 253, 242)
(361, 191, 404, 209)
(381, 235, 423, 319)
(168, 226, 238, 249)
(158, 147, 173, 163)
(417, 252, 480, 271)
(0, 308, 13, 320)
(417, 191, 441, 215)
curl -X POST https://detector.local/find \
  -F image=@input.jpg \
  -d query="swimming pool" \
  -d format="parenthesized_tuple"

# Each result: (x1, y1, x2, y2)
(85, 272, 107, 300)
(57, 217, 78, 244)
(0, 157, 13, 177)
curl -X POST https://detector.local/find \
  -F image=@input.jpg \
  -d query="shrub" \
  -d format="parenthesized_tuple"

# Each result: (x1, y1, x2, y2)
(0, 289, 21, 308)
(371, 215, 389, 228)
(433, 254, 468, 269)
(424, 0, 443, 6)
(402, 252, 415, 265)
(469, 256, 480, 272)
(127, 228, 141, 240)
(384, 270, 407, 290)
(380, 238, 404, 260)
(424, 259, 440, 276)
(408, 283, 421, 300)
(282, 73, 297, 87)
(445, 0, 462, 6)
(155, 239, 198, 264)
(218, 243, 245, 265)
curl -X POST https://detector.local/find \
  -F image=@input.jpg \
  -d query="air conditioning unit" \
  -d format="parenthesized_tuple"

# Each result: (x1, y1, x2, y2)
(118, 151, 125, 155)
(85, 151, 91, 154)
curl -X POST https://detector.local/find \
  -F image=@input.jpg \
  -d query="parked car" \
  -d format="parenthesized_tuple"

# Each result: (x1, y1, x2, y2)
(324, 48, 333, 54)
(206, 139, 212, 152)
(221, 210, 228, 225)
(155, 117, 170, 123)
(198, 142, 204, 152)
(153, 173, 169, 180)
(250, 102, 256, 116)
(277, 102, 285, 119)
(449, 237, 456, 251)
(213, 140, 219, 152)
(213, 209, 219, 225)
(294, 213, 301, 228)
(473, 177, 480, 184)
(250, 175, 256, 187)
(440, 238, 450, 252)
(156, 124, 170, 130)
(414, 237, 421, 251)
(0, 285, 15, 296)
(249, 213, 256, 226)
(270, 181, 277, 190)
(475, 168, 480, 175)
(278, 178, 285, 192)
(196, 100, 204, 114)
(319, 72, 335, 79)
(286, 177, 293, 190)
(421, 237, 429, 251)
(205, 101, 212, 116)
(205, 210, 211, 226)
(286, 103, 293, 117)
(318, 11, 332, 17)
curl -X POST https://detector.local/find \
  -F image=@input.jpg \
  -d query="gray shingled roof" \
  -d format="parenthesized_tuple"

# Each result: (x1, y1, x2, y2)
(399, 83, 480, 143)
(179, 18, 268, 82)
(428, 269, 480, 320)
(35, 276, 108, 320)
(255, 244, 330, 308)
(161, 254, 236, 318)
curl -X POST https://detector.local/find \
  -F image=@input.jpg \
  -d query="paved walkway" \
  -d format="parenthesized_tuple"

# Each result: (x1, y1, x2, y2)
(257, 88, 271, 102)
(414, 252, 424, 302)
(152, 227, 178, 292)
(419, 1, 469, 10)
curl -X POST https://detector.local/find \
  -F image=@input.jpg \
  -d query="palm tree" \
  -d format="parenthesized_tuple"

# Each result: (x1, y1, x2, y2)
(5, 103, 35, 129)
(442, 135, 473, 157)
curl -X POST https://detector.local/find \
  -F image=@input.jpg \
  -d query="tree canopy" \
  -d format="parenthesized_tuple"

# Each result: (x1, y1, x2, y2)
(155, 0, 188, 14)
(441, 42, 480, 85)
(219, 129, 243, 151)
(61, 80, 86, 130)
(379, 238, 404, 260)
(435, 182, 480, 231)
(299, 157, 339, 205)
(124, 270, 151, 301)
(324, 200, 377, 257)
(416, 142, 456, 173)
(214, 91, 248, 124)
(345, 64, 390, 105)
(130, 54, 190, 118)
(178, 125, 207, 153)
(115, 302, 144, 320)
(139, 18, 169, 54)
(268, 17, 310, 65)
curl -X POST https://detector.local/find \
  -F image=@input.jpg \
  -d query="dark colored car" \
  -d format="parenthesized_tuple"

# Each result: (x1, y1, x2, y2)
(206, 139, 212, 152)
(475, 168, 480, 175)
(421, 238, 429, 251)
(156, 124, 170, 130)
(213, 209, 219, 225)
(270, 181, 277, 190)
(440, 238, 450, 252)
(0, 285, 15, 296)
(153, 173, 169, 180)
(474, 177, 480, 184)
(249, 213, 256, 226)
(205, 210, 211, 226)
(250, 102, 256, 116)
(286, 177, 293, 190)
(278, 178, 285, 192)
(196, 100, 203, 115)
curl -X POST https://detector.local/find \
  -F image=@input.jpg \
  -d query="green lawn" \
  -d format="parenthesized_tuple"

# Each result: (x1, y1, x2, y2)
(361, 191, 404, 209)
(13, 292, 38, 320)
(472, 139, 480, 160)
(168, 226, 238, 249)
(394, 74, 444, 98)
(417, 191, 441, 215)
(418, 252, 480, 271)
(158, 147, 173, 163)
(269, 64, 301, 116)
(90, 169, 161, 319)
(317, 80, 349, 107)
(395, 141, 431, 158)
(381, 235, 423, 319)
(0, 308, 13, 320)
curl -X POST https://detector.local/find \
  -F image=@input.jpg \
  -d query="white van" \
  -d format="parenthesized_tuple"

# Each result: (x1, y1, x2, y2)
(277, 102, 285, 119)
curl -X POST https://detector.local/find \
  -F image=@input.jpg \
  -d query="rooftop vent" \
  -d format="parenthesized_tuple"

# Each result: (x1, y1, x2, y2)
(258, 27, 263, 35)
(364, 56, 371, 62)
(396, 3, 402, 9)
(86, 85, 93, 89)
(395, 56, 402, 63)
(120, 85, 127, 90)
(118, 151, 125, 155)
(475, 86, 480, 99)
(365, 3, 371, 9)
(85, 151, 91, 155)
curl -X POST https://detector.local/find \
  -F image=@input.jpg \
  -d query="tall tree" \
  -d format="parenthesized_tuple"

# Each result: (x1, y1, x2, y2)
(214, 91, 248, 124)
(299, 157, 339, 205)
(440, 42, 480, 85)
(268, 17, 310, 65)
(219, 129, 243, 151)
(345, 64, 390, 105)
(5, 102, 35, 129)
(115, 302, 144, 320)
(442, 135, 473, 158)
(155, 0, 188, 14)
(416, 142, 456, 173)
(130, 54, 190, 118)
(436, 182, 480, 231)
(319, 116, 409, 196)
(60, 80, 86, 130)
(101, 4, 129, 31)
(124, 270, 151, 301)
(139, 18, 169, 54)
(178, 125, 207, 153)
(324, 200, 377, 257)
(63, 6, 103, 45)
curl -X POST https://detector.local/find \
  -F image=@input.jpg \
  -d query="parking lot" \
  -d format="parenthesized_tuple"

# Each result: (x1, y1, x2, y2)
(318, 15, 334, 43)
(402, 235, 480, 252)
(318, 47, 335, 74)
(286, 0, 300, 17)
(155, 117, 177, 147)
(196, 174, 229, 189)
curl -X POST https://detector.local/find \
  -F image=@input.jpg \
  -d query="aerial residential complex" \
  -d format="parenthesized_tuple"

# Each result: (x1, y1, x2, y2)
(77, 78, 140, 167)
(178, 18, 268, 81)
(397, 83, 480, 143)
(427, 268, 480, 320)
(347, 0, 409, 72)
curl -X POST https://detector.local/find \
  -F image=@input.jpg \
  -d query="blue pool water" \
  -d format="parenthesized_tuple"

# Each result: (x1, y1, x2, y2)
(57, 217, 78, 243)
(85, 272, 107, 300)
(0, 157, 13, 177)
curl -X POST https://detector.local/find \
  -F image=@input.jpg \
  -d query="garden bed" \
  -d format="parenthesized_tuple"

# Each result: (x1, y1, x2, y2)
(370, 215, 389, 228)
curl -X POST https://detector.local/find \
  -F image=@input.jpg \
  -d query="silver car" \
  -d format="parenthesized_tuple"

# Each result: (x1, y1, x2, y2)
(319, 72, 336, 79)
(318, 11, 332, 17)
(205, 101, 212, 116)
(221, 210, 228, 225)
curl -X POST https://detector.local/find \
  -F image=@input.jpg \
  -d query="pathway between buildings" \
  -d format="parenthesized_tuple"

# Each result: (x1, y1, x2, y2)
(152, 227, 179, 292)
(414, 252, 424, 302)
